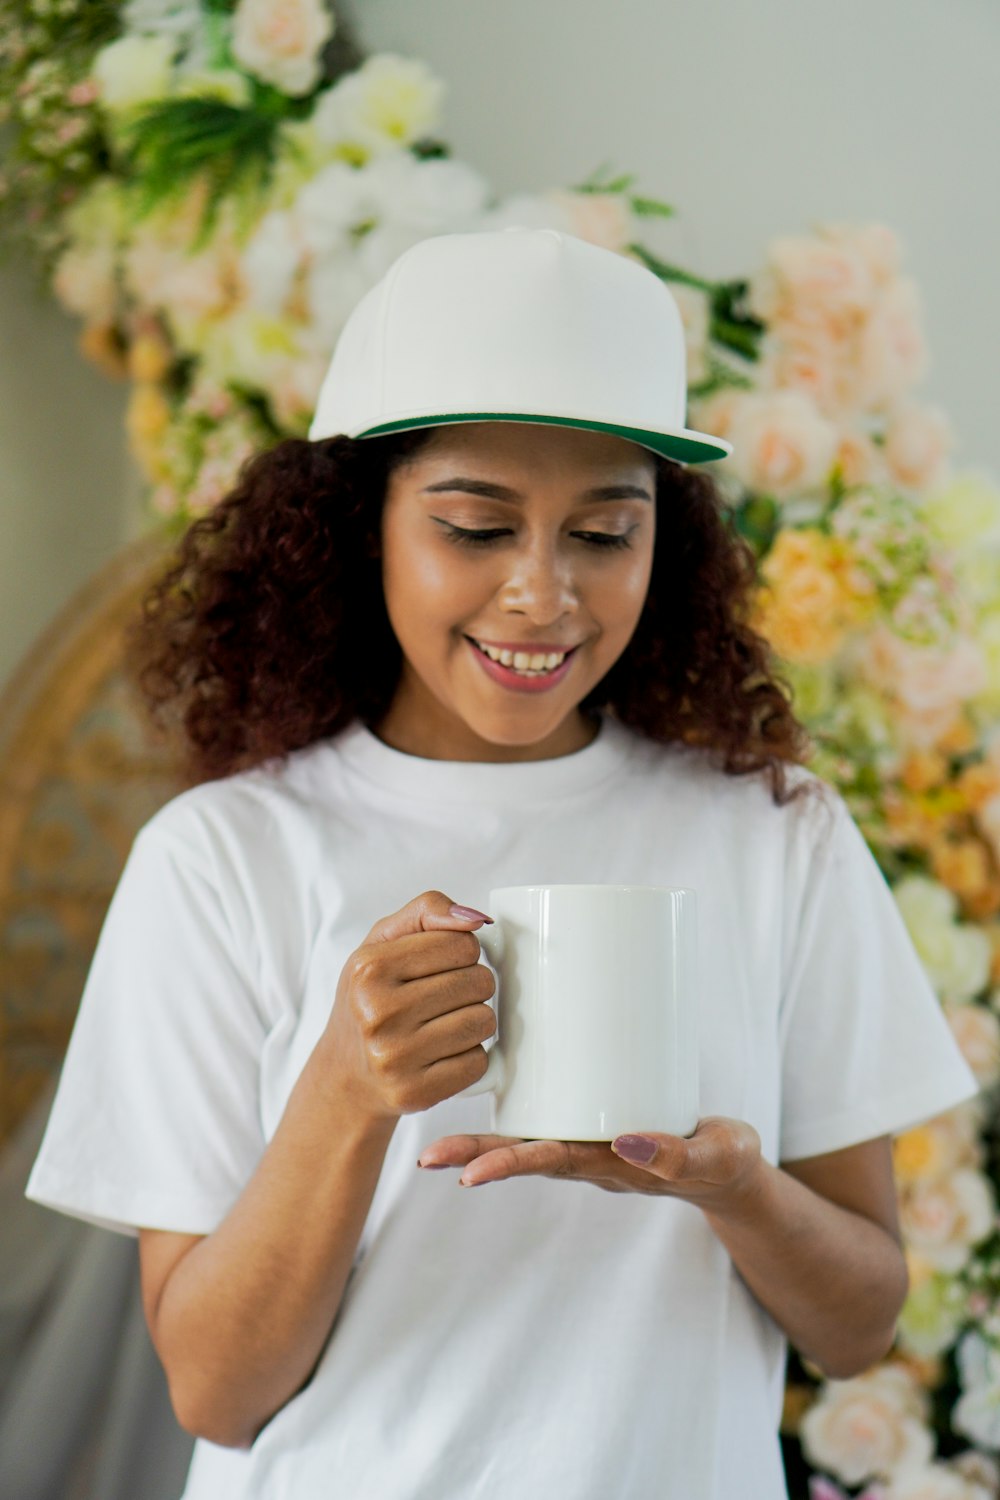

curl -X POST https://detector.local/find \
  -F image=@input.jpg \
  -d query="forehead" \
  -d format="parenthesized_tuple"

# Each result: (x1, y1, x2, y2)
(399, 420, 657, 482)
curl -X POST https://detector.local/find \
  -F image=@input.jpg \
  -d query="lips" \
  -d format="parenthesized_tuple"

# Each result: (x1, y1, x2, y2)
(465, 636, 579, 695)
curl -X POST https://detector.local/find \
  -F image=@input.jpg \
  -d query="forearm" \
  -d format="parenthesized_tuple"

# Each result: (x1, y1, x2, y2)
(701, 1159, 909, 1380)
(151, 1046, 397, 1448)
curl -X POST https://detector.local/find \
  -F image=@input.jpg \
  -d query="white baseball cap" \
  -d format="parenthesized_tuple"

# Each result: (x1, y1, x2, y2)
(308, 226, 732, 465)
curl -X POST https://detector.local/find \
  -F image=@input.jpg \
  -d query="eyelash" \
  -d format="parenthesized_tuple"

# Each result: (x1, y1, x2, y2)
(441, 525, 634, 551)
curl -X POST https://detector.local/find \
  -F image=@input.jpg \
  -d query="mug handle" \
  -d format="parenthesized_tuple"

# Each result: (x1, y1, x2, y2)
(454, 920, 506, 1097)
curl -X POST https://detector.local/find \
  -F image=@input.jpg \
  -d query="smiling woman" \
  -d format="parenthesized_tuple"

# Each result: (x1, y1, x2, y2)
(123, 416, 813, 797)
(23, 227, 978, 1500)
(373, 421, 658, 760)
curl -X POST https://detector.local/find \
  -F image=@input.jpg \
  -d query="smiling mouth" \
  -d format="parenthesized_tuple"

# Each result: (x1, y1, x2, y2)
(464, 636, 579, 677)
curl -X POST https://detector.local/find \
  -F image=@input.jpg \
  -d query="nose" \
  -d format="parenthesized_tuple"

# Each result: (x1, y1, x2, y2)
(496, 534, 580, 625)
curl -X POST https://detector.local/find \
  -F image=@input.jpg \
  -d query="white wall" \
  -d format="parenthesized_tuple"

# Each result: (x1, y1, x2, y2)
(2, 0, 997, 688)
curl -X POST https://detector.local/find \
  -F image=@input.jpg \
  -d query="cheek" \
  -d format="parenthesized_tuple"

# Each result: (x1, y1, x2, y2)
(381, 532, 481, 636)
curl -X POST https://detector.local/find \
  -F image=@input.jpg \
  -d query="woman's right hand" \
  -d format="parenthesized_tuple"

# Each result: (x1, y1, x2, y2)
(319, 891, 498, 1124)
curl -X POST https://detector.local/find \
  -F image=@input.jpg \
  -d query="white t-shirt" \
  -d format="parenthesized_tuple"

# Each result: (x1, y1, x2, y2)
(27, 712, 978, 1500)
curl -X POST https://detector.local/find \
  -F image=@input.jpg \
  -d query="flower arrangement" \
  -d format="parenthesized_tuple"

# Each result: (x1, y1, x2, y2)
(3, 3, 1000, 1494)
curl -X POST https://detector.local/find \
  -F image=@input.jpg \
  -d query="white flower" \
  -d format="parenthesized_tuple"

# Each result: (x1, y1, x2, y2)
(232, 0, 335, 98)
(799, 1365, 934, 1484)
(311, 53, 444, 157)
(295, 161, 372, 255)
(304, 248, 375, 348)
(92, 34, 176, 113)
(900, 1168, 996, 1274)
(894, 874, 992, 1005)
(359, 150, 489, 231)
(919, 470, 1000, 554)
(954, 1377, 1000, 1451)
(195, 307, 301, 391)
(240, 210, 305, 314)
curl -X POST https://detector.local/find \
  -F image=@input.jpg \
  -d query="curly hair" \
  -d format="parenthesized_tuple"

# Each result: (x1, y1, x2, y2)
(126, 430, 819, 807)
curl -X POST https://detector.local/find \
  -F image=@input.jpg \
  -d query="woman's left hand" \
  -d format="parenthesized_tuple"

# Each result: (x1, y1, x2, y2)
(417, 1116, 763, 1215)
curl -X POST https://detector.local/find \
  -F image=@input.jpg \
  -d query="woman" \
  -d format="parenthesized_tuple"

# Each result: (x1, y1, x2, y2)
(27, 228, 978, 1498)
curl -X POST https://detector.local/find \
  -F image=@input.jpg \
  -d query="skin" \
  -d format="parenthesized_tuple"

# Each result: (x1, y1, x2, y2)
(373, 421, 657, 761)
(138, 421, 908, 1448)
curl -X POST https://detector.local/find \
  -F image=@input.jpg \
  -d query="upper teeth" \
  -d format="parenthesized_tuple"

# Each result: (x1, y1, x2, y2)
(474, 641, 568, 672)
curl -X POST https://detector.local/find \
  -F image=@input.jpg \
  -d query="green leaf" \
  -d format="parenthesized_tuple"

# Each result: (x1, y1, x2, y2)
(629, 196, 675, 219)
(572, 163, 636, 195)
(626, 242, 716, 294)
(119, 96, 282, 241)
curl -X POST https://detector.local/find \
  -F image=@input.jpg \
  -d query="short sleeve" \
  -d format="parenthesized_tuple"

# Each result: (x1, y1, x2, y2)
(25, 820, 270, 1236)
(778, 790, 980, 1162)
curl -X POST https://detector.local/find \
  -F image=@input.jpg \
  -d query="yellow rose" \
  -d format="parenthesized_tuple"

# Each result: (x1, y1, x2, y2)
(753, 529, 862, 664)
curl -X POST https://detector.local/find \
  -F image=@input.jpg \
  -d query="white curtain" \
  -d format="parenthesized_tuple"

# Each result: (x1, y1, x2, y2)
(0, 1084, 194, 1499)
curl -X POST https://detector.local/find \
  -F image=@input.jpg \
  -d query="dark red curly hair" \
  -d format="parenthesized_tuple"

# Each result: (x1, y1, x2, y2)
(126, 428, 818, 807)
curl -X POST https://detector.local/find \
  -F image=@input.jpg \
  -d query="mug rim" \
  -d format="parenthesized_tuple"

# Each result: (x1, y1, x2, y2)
(487, 884, 696, 895)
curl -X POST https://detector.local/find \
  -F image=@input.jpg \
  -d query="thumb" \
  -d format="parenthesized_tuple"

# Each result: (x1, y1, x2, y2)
(364, 890, 493, 945)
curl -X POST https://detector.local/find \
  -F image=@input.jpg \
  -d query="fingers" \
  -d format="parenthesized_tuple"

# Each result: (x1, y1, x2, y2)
(611, 1118, 761, 1185)
(364, 890, 492, 946)
(417, 1134, 523, 1168)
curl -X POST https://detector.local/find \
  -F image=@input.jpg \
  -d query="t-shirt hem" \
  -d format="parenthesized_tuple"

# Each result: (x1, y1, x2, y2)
(779, 1069, 980, 1162)
(25, 1166, 230, 1239)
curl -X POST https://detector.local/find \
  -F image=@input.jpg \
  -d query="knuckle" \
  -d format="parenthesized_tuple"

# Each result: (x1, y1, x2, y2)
(350, 950, 382, 988)
(450, 931, 484, 966)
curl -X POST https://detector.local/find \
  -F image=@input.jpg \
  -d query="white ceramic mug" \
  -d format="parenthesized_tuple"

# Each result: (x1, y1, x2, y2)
(458, 884, 699, 1141)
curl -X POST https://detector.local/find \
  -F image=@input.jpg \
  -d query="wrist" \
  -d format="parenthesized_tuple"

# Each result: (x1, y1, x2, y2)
(700, 1153, 773, 1228)
(300, 1034, 401, 1142)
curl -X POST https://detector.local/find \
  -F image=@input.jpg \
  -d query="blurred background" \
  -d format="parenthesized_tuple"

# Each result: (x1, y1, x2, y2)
(2, 3, 1000, 1497)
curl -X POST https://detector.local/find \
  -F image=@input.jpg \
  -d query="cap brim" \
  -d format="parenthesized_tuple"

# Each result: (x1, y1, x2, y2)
(351, 411, 732, 465)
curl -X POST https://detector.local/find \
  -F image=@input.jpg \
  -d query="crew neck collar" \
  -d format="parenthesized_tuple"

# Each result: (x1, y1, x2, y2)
(332, 712, 633, 803)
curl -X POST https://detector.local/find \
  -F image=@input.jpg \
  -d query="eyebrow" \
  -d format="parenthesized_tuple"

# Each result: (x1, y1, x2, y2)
(420, 478, 654, 503)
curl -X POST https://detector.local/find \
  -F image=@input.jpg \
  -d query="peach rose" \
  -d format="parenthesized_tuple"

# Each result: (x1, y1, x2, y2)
(862, 628, 989, 749)
(549, 190, 632, 253)
(725, 389, 840, 499)
(232, 0, 334, 97)
(756, 331, 854, 418)
(748, 231, 875, 325)
(946, 1002, 1000, 1087)
(884, 402, 955, 493)
(824, 221, 904, 287)
(856, 277, 930, 411)
(900, 1167, 996, 1273)
(799, 1365, 934, 1484)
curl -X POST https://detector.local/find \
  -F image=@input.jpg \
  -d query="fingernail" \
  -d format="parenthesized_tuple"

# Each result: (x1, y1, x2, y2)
(448, 904, 493, 923)
(612, 1134, 657, 1164)
(417, 1159, 450, 1169)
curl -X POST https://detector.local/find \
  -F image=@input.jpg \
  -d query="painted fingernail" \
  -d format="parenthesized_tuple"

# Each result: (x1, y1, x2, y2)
(612, 1134, 657, 1164)
(448, 904, 494, 922)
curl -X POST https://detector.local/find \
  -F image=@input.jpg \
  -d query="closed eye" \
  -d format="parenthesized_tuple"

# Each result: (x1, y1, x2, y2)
(438, 524, 635, 551)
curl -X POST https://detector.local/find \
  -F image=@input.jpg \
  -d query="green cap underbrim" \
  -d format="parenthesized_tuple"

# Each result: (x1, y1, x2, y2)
(355, 411, 730, 465)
